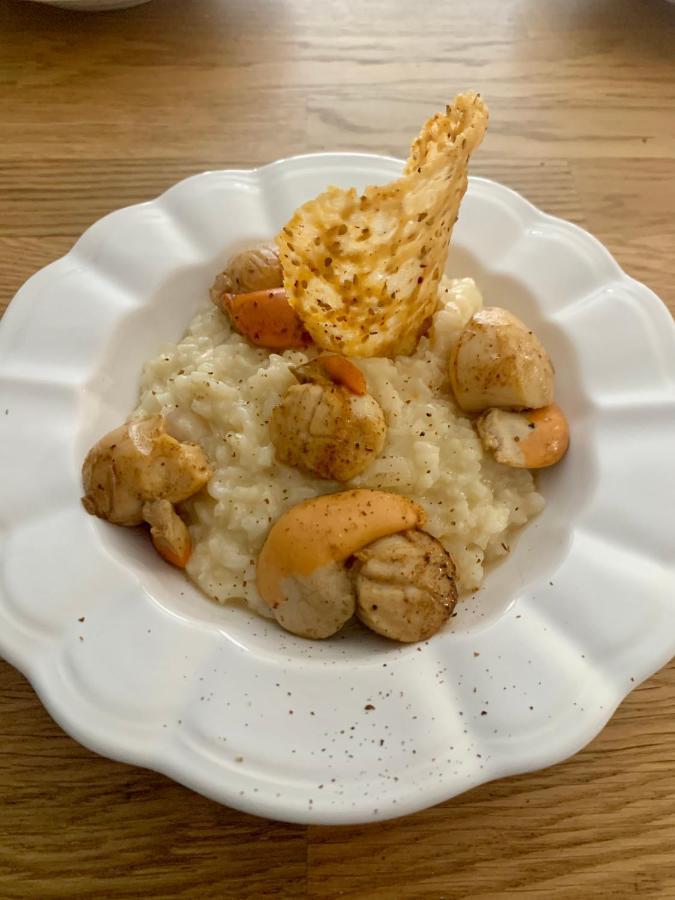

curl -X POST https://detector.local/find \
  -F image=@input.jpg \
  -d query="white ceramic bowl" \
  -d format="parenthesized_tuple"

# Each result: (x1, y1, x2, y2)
(1, 154, 674, 824)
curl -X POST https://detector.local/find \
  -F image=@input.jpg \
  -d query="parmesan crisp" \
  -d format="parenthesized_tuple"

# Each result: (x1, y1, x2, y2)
(276, 92, 488, 357)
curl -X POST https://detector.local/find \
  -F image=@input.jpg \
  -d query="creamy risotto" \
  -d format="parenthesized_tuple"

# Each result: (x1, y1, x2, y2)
(137, 277, 544, 618)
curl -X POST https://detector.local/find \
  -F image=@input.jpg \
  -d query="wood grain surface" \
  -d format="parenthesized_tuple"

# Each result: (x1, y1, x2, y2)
(1, 0, 674, 896)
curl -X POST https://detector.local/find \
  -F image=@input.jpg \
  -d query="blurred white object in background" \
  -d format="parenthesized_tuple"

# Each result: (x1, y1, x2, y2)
(24, 0, 151, 9)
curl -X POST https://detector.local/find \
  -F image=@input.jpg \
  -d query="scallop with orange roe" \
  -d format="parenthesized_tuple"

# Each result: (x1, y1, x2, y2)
(256, 490, 424, 639)
(475, 404, 569, 469)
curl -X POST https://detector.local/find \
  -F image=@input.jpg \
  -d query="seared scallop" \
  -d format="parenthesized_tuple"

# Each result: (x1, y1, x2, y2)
(82, 415, 211, 526)
(476, 404, 569, 469)
(209, 244, 310, 350)
(270, 373, 386, 482)
(354, 530, 458, 642)
(256, 490, 424, 639)
(449, 307, 554, 413)
(81, 415, 211, 568)
(210, 243, 283, 301)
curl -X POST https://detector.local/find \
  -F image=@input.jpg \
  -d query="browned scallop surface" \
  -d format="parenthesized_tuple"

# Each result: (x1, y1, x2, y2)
(354, 529, 458, 642)
(270, 383, 386, 482)
(449, 307, 554, 413)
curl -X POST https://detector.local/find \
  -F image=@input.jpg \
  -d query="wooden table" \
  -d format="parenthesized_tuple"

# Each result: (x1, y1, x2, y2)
(1, 0, 674, 896)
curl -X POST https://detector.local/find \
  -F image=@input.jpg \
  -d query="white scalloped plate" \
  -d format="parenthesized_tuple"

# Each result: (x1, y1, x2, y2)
(1, 154, 674, 825)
